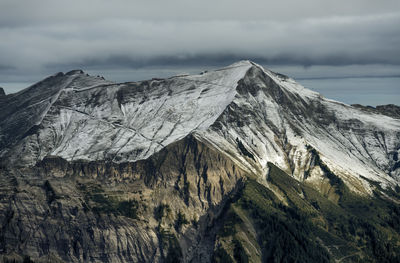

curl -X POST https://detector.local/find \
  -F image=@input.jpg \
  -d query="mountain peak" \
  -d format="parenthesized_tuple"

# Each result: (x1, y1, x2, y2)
(66, 69, 85, 76)
(1, 61, 400, 263)
(0, 61, 399, 193)
(230, 59, 254, 66)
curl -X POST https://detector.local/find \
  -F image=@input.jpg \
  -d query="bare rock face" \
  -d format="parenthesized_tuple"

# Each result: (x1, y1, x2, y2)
(0, 136, 248, 262)
(0, 61, 399, 262)
(0, 87, 5, 96)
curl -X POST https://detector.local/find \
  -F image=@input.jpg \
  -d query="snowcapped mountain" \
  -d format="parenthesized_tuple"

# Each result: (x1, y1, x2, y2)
(1, 61, 400, 263)
(1, 61, 399, 193)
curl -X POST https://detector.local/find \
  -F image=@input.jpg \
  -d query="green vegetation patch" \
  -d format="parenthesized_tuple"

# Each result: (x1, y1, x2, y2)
(157, 227, 183, 263)
(77, 182, 138, 219)
(239, 180, 331, 263)
(174, 211, 189, 232)
(154, 203, 171, 221)
(214, 162, 400, 262)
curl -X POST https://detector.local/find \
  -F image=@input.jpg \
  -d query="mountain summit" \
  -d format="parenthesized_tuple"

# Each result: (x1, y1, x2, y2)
(1, 61, 398, 191)
(0, 61, 400, 262)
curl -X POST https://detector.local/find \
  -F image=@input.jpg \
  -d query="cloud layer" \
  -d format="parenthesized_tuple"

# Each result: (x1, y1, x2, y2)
(1, 0, 400, 86)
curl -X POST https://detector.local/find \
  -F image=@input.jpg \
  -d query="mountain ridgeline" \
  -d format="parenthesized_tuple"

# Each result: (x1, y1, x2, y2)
(0, 61, 399, 262)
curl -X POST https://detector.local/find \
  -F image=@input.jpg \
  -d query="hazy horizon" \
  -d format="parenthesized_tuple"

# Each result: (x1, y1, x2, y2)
(1, 65, 399, 107)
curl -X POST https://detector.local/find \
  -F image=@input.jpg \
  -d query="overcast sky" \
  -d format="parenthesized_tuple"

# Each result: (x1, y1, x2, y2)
(0, 0, 399, 105)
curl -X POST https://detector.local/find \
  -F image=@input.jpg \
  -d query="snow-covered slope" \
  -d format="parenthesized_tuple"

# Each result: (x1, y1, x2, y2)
(196, 63, 400, 193)
(0, 61, 399, 193)
(0, 61, 252, 166)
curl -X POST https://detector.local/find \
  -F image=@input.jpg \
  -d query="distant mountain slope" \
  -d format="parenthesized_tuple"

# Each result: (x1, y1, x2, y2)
(352, 104, 400, 119)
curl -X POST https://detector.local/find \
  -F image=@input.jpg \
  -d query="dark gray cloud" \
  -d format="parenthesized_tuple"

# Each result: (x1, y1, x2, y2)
(0, 0, 399, 100)
(46, 49, 400, 71)
(1, 0, 399, 25)
(0, 65, 15, 71)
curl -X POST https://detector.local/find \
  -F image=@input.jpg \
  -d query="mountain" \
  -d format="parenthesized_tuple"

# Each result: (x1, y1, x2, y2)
(0, 61, 399, 262)
(352, 104, 400, 119)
